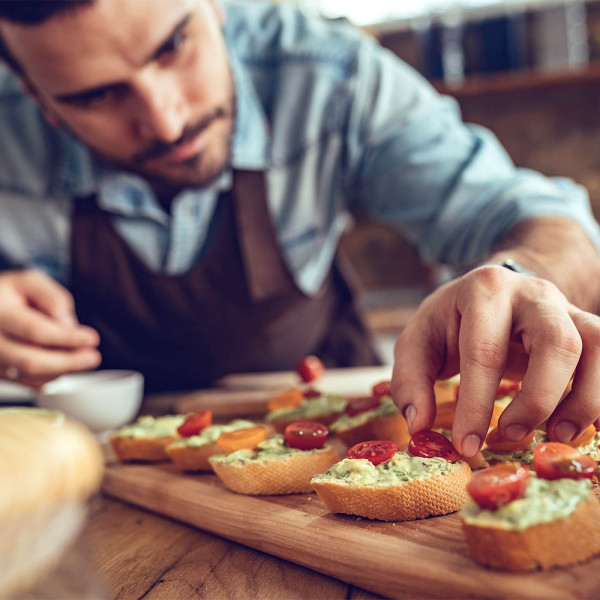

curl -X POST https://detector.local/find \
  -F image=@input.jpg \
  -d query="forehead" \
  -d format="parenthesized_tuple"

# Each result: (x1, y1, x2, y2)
(0, 0, 196, 92)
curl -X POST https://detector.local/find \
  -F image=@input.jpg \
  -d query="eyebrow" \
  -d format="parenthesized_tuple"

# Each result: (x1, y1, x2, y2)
(54, 12, 193, 104)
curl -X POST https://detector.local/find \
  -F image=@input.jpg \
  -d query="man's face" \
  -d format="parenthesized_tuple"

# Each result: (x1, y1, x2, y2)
(0, 0, 235, 189)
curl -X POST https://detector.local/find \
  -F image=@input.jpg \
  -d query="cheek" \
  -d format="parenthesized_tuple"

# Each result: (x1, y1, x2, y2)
(184, 34, 232, 106)
(57, 111, 139, 158)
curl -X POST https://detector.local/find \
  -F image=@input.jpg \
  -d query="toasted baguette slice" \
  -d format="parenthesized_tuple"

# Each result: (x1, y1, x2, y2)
(167, 442, 217, 471)
(312, 460, 471, 521)
(110, 435, 177, 462)
(110, 414, 185, 462)
(462, 494, 600, 571)
(335, 413, 410, 450)
(210, 447, 339, 495)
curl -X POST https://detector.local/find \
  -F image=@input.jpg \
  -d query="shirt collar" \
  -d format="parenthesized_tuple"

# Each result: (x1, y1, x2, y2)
(227, 42, 271, 170)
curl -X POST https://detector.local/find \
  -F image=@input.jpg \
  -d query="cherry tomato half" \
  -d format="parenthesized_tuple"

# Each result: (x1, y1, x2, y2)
(177, 410, 213, 437)
(568, 424, 596, 448)
(467, 463, 530, 510)
(408, 430, 459, 463)
(303, 388, 322, 399)
(267, 388, 303, 412)
(216, 426, 267, 453)
(296, 355, 325, 383)
(496, 380, 521, 399)
(485, 426, 535, 454)
(347, 440, 399, 466)
(284, 421, 329, 450)
(372, 380, 391, 399)
(344, 396, 381, 417)
(533, 442, 597, 481)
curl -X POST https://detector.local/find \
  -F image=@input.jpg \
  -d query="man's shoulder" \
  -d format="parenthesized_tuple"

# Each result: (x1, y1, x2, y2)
(0, 67, 92, 199)
(224, 1, 364, 75)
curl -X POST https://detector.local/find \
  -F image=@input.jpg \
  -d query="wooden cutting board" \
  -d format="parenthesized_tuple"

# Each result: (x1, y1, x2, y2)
(175, 366, 393, 418)
(102, 462, 600, 599)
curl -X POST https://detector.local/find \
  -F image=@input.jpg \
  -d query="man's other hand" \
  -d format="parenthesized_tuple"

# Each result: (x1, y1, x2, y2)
(0, 270, 101, 387)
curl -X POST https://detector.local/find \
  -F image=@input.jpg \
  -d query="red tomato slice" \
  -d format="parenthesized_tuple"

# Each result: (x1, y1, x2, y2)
(496, 380, 521, 399)
(344, 396, 381, 417)
(408, 430, 459, 463)
(533, 442, 597, 481)
(284, 421, 329, 450)
(296, 355, 325, 383)
(467, 463, 530, 510)
(177, 410, 213, 437)
(347, 440, 399, 465)
(303, 388, 322, 399)
(372, 380, 391, 399)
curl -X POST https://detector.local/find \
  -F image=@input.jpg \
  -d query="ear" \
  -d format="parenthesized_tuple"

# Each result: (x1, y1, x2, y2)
(19, 76, 63, 128)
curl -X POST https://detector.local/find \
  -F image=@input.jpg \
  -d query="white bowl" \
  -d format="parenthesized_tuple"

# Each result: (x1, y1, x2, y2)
(36, 370, 144, 433)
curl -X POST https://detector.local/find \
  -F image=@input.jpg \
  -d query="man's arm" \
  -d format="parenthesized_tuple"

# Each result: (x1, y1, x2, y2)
(391, 215, 600, 457)
(486, 215, 600, 312)
(340, 35, 600, 456)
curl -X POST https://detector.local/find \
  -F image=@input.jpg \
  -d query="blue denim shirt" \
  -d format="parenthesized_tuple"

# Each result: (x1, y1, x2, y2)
(0, 0, 598, 294)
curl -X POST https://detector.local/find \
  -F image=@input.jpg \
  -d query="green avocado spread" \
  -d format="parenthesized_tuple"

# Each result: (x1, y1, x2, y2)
(461, 474, 591, 530)
(168, 419, 256, 448)
(311, 451, 459, 487)
(483, 430, 600, 464)
(266, 394, 345, 422)
(329, 396, 398, 431)
(114, 414, 185, 438)
(209, 434, 331, 465)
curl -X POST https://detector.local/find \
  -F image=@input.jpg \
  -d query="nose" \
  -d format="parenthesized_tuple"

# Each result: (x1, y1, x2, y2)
(132, 70, 188, 144)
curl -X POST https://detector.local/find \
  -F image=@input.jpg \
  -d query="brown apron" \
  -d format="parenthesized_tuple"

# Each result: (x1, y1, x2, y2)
(69, 171, 380, 392)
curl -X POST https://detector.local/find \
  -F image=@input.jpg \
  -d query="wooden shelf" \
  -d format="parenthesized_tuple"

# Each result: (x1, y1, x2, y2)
(434, 61, 600, 97)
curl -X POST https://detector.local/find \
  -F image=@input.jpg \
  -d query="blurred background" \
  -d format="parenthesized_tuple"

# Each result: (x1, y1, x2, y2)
(271, 0, 600, 358)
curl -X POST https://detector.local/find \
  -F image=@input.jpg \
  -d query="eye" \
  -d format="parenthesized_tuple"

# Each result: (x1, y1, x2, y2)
(157, 28, 188, 60)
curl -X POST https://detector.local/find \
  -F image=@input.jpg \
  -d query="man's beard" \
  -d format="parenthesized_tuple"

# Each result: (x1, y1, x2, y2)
(78, 88, 237, 198)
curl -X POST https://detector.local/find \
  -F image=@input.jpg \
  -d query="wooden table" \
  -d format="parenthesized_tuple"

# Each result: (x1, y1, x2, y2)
(18, 383, 387, 600)
(79, 493, 383, 600)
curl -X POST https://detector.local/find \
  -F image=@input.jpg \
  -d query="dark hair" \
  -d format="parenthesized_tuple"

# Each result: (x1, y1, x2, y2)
(0, 0, 96, 73)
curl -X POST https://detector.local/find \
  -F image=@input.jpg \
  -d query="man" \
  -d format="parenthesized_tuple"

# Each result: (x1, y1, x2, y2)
(0, 0, 599, 459)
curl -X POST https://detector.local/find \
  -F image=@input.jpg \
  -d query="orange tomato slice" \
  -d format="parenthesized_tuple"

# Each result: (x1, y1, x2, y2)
(267, 389, 303, 412)
(568, 424, 596, 448)
(489, 402, 506, 430)
(216, 426, 267, 453)
(485, 426, 535, 454)
(433, 401, 456, 430)
(434, 378, 459, 404)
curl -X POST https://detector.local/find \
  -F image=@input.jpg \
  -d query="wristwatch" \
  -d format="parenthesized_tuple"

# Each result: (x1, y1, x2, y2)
(495, 259, 538, 278)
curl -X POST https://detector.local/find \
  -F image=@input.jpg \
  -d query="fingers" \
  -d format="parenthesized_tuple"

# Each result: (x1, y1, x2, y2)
(13, 270, 78, 326)
(546, 311, 600, 442)
(497, 303, 581, 442)
(0, 305, 99, 349)
(0, 335, 101, 381)
(452, 297, 512, 457)
(391, 288, 459, 434)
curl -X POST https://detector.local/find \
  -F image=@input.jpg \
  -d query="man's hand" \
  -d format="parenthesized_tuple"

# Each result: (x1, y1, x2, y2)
(391, 264, 600, 458)
(0, 270, 100, 387)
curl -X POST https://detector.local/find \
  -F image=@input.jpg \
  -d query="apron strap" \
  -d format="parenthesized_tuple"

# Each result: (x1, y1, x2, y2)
(233, 170, 295, 301)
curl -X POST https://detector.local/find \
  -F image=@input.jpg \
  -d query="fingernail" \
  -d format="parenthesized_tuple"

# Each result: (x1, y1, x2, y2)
(461, 434, 481, 458)
(403, 404, 416, 429)
(504, 424, 530, 441)
(80, 330, 99, 345)
(84, 352, 102, 367)
(554, 420, 578, 443)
